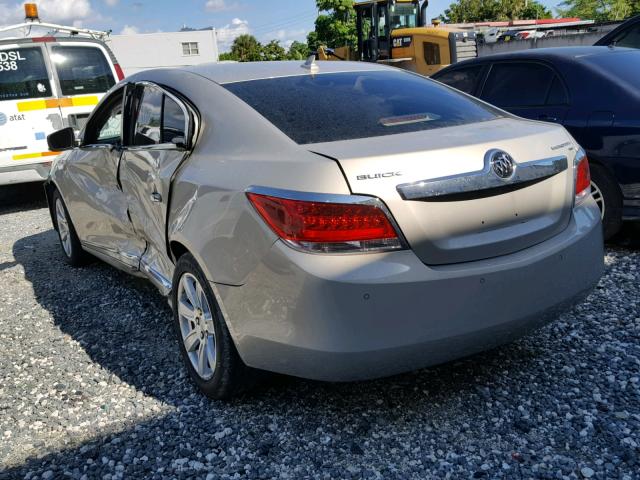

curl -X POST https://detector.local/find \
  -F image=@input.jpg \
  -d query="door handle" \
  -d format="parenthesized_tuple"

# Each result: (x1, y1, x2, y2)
(150, 192, 162, 203)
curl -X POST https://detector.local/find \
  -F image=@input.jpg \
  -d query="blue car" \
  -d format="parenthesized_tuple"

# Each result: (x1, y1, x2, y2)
(595, 15, 640, 49)
(432, 46, 640, 239)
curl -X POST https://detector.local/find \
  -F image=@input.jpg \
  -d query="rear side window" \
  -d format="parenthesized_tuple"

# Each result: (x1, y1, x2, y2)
(481, 62, 555, 107)
(546, 76, 569, 105)
(131, 85, 187, 146)
(434, 65, 484, 94)
(224, 70, 500, 144)
(51, 46, 115, 96)
(134, 86, 163, 146)
(162, 96, 186, 143)
(0, 47, 51, 101)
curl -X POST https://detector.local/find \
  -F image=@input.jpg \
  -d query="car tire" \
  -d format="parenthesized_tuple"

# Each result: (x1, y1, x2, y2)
(52, 190, 90, 267)
(172, 253, 259, 399)
(589, 163, 623, 241)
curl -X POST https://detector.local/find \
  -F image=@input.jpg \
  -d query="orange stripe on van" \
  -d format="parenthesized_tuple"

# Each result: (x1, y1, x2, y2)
(16, 96, 99, 112)
(12, 151, 59, 161)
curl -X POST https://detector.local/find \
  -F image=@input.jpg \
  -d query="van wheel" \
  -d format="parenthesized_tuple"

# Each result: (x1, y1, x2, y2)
(172, 253, 259, 399)
(589, 163, 622, 241)
(52, 190, 89, 266)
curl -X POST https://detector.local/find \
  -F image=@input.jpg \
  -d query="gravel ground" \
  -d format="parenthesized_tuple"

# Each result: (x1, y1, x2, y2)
(0, 183, 638, 480)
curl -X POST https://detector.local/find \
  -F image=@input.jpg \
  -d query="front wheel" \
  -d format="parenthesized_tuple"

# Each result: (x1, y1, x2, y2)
(172, 253, 259, 399)
(589, 163, 623, 241)
(52, 190, 89, 266)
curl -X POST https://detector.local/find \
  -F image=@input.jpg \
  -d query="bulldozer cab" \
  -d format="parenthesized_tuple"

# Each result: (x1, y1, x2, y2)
(319, 0, 477, 76)
(355, 0, 421, 61)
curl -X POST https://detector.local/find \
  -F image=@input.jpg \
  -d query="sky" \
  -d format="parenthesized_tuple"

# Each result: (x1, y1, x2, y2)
(0, 0, 563, 51)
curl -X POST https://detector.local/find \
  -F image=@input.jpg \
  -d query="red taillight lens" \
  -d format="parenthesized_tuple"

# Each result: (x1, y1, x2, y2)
(246, 192, 403, 253)
(31, 36, 56, 43)
(575, 151, 591, 200)
(114, 64, 125, 81)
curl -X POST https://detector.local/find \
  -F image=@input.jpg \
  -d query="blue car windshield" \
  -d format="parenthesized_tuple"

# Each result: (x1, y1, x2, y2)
(224, 70, 501, 144)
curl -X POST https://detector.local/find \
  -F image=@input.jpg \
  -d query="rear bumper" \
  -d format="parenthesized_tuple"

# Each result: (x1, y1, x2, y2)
(0, 162, 51, 186)
(215, 200, 604, 381)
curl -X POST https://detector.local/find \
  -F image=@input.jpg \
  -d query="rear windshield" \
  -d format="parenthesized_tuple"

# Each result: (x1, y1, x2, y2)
(224, 70, 500, 144)
(583, 52, 640, 90)
(0, 47, 52, 101)
(51, 46, 115, 96)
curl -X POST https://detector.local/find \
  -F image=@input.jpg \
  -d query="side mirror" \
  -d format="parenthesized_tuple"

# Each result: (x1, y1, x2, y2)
(47, 127, 76, 151)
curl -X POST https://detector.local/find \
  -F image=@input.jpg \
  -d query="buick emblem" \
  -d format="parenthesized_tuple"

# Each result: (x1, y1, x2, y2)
(490, 151, 515, 179)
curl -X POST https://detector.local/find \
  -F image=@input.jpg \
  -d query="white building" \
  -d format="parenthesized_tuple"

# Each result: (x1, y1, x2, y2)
(107, 29, 219, 76)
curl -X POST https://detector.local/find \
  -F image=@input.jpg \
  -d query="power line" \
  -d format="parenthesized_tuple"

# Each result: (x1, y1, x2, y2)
(249, 11, 317, 34)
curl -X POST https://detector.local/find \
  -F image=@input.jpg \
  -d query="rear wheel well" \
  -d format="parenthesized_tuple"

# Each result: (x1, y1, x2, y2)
(170, 241, 189, 263)
(44, 181, 58, 230)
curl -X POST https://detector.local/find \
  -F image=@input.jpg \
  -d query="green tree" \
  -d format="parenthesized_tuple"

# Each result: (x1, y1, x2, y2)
(261, 39, 287, 61)
(307, 0, 357, 51)
(287, 40, 311, 60)
(442, 0, 552, 22)
(218, 51, 238, 61)
(557, 0, 637, 20)
(229, 34, 262, 62)
(521, 1, 553, 19)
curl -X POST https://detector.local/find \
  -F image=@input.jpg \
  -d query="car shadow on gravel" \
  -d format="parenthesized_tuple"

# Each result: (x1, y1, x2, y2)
(7, 227, 632, 478)
(0, 182, 47, 216)
(13, 229, 544, 408)
(607, 222, 640, 250)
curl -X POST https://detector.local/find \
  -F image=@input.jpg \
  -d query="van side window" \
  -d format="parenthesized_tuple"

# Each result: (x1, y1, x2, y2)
(0, 47, 51, 100)
(51, 46, 116, 96)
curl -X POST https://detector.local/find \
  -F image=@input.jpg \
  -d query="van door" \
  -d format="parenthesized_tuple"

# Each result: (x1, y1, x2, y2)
(0, 43, 60, 177)
(120, 83, 192, 292)
(45, 42, 118, 133)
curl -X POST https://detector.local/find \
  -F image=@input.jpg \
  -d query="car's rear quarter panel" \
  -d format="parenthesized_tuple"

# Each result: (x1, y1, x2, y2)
(135, 70, 351, 287)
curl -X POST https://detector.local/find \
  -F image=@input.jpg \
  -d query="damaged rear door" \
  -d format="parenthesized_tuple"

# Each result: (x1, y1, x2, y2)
(120, 82, 194, 293)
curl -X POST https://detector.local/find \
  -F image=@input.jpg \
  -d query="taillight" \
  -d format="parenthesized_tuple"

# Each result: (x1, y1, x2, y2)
(574, 148, 591, 202)
(114, 64, 125, 81)
(31, 36, 56, 43)
(246, 189, 404, 253)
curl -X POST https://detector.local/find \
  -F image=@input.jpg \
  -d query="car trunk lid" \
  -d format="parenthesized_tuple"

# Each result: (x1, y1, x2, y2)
(310, 118, 576, 265)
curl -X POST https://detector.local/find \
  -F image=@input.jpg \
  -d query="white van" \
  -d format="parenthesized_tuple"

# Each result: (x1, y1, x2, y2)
(0, 35, 124, 185)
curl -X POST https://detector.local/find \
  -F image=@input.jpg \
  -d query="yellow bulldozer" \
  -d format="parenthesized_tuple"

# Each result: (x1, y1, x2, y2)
(317, 0, 477, 76)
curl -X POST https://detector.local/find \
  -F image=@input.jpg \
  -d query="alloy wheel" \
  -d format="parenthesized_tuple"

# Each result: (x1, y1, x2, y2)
(55, 198, 72, 257)
(177, 273, 217, 380)
(590, 180, 605, 220)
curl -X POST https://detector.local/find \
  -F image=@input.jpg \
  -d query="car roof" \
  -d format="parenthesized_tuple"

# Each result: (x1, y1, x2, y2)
(440, 46, 638, 68)
(185, 60, 391, 85)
